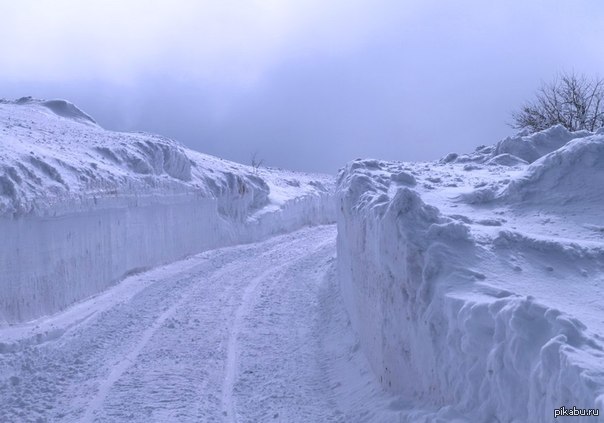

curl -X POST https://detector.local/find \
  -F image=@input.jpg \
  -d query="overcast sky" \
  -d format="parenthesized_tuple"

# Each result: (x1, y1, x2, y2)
(1, 1, 603, 173)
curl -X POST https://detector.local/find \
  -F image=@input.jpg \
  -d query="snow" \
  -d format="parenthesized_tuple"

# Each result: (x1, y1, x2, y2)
(0, 98, 334, 324)
(3, 95, 604, 422)
(336, 126, 604, 421)
(502, 135, 604, 205)
(0, 225, 392, 422)
(39, 99, 98, 125)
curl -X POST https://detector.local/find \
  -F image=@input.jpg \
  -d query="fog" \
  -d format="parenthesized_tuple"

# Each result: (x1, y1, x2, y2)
(1, 0, 603, 172)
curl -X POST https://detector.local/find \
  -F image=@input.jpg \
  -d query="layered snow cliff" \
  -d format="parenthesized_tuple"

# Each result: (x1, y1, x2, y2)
(337, 125, 604, 422)
(0, 98, 334, 324)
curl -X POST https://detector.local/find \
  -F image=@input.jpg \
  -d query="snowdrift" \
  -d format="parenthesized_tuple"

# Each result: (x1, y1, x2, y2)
(0, 98, 335, 324)
(441, 124, 593, 166)
(337, 127, 604, 422)
(502, 135, 604, 206)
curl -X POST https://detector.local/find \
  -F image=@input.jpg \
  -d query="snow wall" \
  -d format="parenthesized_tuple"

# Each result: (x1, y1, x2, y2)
(0, 191, 333, 325)
(336, 151, 604, 422)
(0, 99, 335, 324)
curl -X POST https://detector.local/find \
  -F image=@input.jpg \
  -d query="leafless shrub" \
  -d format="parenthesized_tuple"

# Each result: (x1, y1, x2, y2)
(511, 72, 604, 133)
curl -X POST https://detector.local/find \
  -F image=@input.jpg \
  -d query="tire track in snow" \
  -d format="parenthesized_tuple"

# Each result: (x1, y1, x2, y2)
(233, 240, 342, 422)
(81, 276, 194, 422)
(80, 248, 278, 422)
(220, 257, 303, 422)
(220, 238, 334, 423)
(0, 226, 338, 422)
(221, 267, 273, 423)
(79, 244, 287, 422)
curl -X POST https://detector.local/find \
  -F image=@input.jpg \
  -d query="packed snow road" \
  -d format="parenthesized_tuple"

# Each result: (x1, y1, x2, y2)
(0, 225, 395, 423)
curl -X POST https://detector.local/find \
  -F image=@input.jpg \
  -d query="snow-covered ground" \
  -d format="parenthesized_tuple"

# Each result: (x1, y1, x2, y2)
(0, 225, 410, 423)
(0, 98, 334, 324)
(337, 125, 604, 422)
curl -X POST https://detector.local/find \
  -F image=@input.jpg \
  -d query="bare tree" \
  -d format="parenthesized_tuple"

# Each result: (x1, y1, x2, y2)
(250, 151, 264, 174)
(511, 72, 604, 133)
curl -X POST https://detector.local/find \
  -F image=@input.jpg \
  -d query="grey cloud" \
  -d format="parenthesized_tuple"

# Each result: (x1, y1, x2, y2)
(1, 1, 604, 173)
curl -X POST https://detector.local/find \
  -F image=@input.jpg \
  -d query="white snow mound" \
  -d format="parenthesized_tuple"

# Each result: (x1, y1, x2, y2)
(442, 124, 593, 166)
(16, 97, 97, 124)
(503, 135, 604, 205)
(493, 124, 591, 163)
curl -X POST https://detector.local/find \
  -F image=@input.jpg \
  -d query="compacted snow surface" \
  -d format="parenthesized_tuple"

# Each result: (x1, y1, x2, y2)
(0, 226, 414, 423)
(2, 99, 604, 422)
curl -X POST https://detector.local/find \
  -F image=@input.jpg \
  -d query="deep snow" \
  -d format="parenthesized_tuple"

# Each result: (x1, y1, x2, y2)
(3, 97, 604, 423)
(336, 125, 604, 422)
(0, 98, 334, 324)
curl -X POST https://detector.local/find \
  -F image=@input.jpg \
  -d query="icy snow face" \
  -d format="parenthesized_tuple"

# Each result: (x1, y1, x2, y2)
(0, 99, 335, 323)
(337, 159, 477, 401)
(337, 146, 604, 421)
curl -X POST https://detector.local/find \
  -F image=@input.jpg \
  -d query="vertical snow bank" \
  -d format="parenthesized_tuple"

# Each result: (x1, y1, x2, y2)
(1, 191, 335, 325)
(0, 99, 335, 324)
(0, 197, 220, 323)
(337, 157, 604, 422)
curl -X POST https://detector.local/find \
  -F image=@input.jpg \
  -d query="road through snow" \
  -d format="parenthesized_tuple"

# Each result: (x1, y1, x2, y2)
(0, 225, 402, 423)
